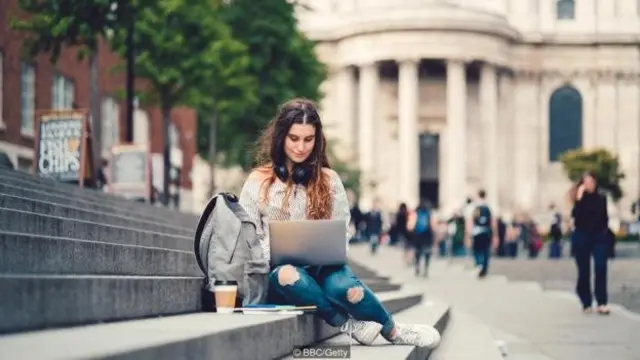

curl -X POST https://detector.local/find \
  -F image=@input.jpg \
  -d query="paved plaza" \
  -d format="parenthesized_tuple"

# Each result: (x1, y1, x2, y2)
(350, 245, 640, 360)
(482, 256, 640, 315)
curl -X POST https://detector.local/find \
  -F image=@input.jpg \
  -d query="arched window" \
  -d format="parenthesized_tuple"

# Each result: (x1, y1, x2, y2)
(548, 85, 582, 162)
(556, 0, 575, 20)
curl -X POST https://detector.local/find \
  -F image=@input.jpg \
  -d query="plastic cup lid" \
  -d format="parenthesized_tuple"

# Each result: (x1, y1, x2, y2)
(214, 280, 238, 286)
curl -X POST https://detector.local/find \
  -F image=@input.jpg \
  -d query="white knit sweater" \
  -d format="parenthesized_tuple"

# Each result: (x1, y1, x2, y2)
(238, 168, 351, 261)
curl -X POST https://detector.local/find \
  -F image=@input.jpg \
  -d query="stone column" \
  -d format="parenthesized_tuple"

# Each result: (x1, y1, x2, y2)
(498, 71, 515, 212)
(480, 63, 499, 212)
(397, 58, 420, 208)
(513, 71, 541, 211)
(446, 59, 467, 212)
(335, 65, 357, 156)
(358, 62, 379, 210)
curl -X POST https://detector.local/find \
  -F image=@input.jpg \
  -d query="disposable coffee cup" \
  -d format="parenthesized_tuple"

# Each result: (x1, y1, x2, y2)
(214, 280, 238, 314)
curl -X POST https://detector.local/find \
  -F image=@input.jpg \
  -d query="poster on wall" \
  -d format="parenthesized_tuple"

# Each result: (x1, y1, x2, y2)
(109, 143, 152, 201)
(34, 110, 94, 186)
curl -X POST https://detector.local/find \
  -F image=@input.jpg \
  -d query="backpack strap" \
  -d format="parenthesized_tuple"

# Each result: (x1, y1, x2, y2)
(193, 192, 239, 275)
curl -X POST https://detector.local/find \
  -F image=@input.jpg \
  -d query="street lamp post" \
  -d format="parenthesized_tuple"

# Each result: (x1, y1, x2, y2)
(125, 13, 135, 143)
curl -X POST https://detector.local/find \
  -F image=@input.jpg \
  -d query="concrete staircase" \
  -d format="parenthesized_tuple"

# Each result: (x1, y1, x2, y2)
(0, 168, 449, 359)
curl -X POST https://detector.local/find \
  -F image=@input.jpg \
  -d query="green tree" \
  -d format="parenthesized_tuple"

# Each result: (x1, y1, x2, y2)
(325, 140, 361, 199)
(195, 40, 257, 196)
(11, 0, 131, 183)
(11, 0, 129, 61)
(216, 0, 327, 169)
(560, 148, 625, 201)
(110, 0, 254, 205)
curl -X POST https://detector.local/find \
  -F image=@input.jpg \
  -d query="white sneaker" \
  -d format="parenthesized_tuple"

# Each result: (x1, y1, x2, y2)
(389, 323, 441, 348)
(340, 319, 383, 345)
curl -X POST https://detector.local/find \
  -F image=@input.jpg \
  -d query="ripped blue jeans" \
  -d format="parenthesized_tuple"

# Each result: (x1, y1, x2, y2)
(268, 264, 395, 338)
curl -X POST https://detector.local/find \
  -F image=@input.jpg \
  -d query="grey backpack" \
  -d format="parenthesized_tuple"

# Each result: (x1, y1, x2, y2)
(194, 192, 270, 308)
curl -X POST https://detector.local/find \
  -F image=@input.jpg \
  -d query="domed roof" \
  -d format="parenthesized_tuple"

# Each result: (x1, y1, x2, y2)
(297, 0, 520, 42)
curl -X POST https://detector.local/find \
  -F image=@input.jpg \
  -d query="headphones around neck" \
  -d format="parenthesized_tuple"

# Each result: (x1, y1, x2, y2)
(273, 163, 312, 186)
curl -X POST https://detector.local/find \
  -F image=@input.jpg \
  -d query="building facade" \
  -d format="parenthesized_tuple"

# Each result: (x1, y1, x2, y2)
(0, 0, 197, 211)
(296, 0, 640, 217)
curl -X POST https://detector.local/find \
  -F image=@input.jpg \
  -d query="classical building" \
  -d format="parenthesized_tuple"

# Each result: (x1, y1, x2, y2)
(295, 0, 640, 217)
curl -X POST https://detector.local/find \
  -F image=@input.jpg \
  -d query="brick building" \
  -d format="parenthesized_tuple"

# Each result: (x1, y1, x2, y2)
(0, 0, 197, 211)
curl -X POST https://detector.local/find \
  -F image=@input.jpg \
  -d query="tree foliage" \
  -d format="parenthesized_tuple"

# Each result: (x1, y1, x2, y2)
(211, 0, 328, 169)
(11, 0, 130, 61)
(107, 0, 254, 202)
(560, 148, 625, 201)
(14, 0, 330, 185)
(326, 140, 361, 198)
(109, 0, 250, 111)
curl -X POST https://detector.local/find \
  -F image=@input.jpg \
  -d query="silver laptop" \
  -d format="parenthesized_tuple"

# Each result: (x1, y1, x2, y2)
(268, 219, 347, 266)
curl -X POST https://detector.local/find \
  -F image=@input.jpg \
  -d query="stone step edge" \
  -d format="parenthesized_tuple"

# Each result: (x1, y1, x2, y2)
(0, 207, 193, 240)
(278, 298, 451, 360)
(0, 171, 197, 219)
(0, 193, 193, 234)
(0, 289, 423, 360)
(0, 177, 198, 224)
(428, 309, 504, 360)
(0, 182, 196, 228)
(0, 274, 203, 280)
(347, 259, 391, 281)
(0, 230, 200, 276)
(0, 231, 391, 280)
(0, 274, 394, 283)
(0, 230, 194, 254)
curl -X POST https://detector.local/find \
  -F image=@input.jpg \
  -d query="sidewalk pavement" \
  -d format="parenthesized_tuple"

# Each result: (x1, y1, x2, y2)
(349, 245, 640, 360)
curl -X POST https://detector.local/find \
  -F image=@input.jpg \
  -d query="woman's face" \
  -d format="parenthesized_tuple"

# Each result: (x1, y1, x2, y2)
(583, 174, 596, 192)
(284, 123, 316, 164)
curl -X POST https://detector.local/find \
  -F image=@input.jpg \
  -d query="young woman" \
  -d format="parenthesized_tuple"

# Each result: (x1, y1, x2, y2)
(569, 172, 610, 315)
(239, 98, 441, 348)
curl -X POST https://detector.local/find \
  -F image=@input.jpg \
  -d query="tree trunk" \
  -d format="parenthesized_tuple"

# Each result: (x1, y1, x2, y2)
(162, 104, 171, 207)
(89, 51, 102, 188)
(207, 109, 219, 198)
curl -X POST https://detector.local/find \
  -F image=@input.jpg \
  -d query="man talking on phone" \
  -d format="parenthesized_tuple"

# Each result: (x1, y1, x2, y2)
(465, 189, 499, 278)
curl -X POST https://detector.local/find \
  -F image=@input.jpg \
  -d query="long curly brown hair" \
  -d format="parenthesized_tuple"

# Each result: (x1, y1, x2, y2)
(254, 98, 332, 219)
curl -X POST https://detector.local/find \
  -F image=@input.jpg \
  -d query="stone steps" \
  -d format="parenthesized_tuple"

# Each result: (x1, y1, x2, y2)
(0, 274, 203, 334)
(0, 228, 403, 335)
(0, 273, 402, 335)
(0, 231, 200, 276)
(0, 169, 452, 359)
(347, 260, 392, 282)
(279, 298, 451, 360)
(0, 207, 193, 251)
(0, 169, 197, 224)
(0, 193, 193, 236)
(0, 182, 195, 229)
(0, 230, 400, 292)
(430, 309, 503, 360)
(346, 245, 507, 359)
(0, 290, 423, 360)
